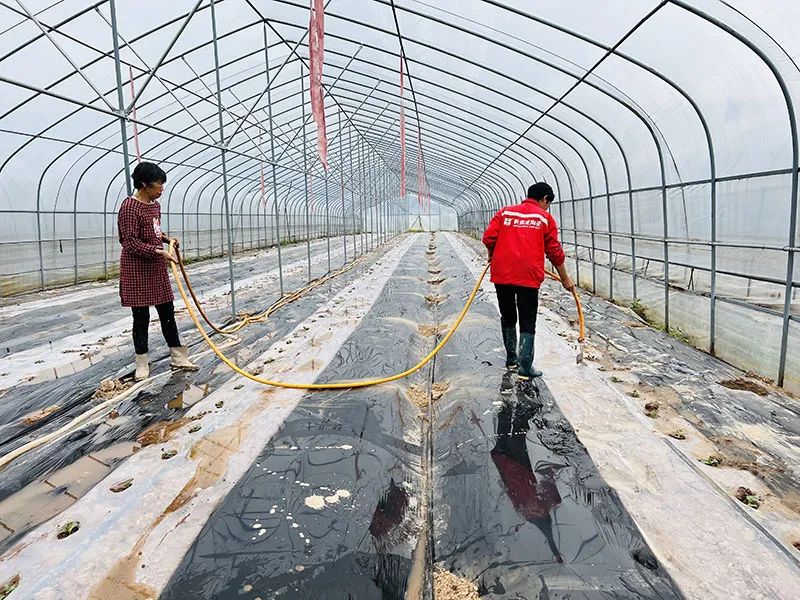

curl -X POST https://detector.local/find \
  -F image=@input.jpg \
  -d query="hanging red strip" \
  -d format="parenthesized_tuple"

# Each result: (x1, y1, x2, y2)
(309, 0, 328, 169)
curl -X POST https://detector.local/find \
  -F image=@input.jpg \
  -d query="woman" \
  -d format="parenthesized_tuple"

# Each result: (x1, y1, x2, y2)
(118, 162, 198, 381)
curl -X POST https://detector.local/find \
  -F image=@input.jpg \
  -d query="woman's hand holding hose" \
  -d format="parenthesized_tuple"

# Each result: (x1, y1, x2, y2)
(159, 236, 180, 263)
(157, 247, 178, 264)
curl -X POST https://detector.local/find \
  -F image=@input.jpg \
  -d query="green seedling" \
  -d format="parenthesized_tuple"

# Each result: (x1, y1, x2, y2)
(57, 521, 80, 539)
(735, 486, 760, 509)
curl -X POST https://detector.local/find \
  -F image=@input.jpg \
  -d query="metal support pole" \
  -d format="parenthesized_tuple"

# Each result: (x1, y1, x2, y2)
(108, 0, 133, 287)
(256, 192, 261, 248)
(372, 159, 383, 247)
(264, 25, 284, 296)
(379, 176, 384, 244)
(367, 144, 372, 248)
(210, 0, 236, 316)
(339, 112, 347, 265)
(348, 125, 357, 258)
(359, 138, 365, 255)
(368, 151, 375, 250)
(606, 188, 613, 301)
(300, 62, 312, 281)
(356, 136, 361, 253)
(387, 175, 391, 242)
(34, 193, 45, 291)
(589, 191, 596, 293)
(196, 203, 201, 260)
(325, 171, 331, 272)
(570, 188, 580, 287)
(662, 181, 670, 332)
(629, 182, 637, 301)
(376, 168, 380, 245)
(710, 175, 718, 353)
(367, 151, 372, 250)
(355, 137, 361, 252)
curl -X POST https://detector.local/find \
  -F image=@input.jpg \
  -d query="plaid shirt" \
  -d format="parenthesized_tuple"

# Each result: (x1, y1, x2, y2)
(118, 197, 173, 308)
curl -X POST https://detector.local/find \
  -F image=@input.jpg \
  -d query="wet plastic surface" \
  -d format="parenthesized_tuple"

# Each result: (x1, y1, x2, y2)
(163, 234, 680, 599)
(534, 255, 800, 514)
(429, 235, 680, 599)
(162, 236, 433, 599)
(0, 237, 374, 551)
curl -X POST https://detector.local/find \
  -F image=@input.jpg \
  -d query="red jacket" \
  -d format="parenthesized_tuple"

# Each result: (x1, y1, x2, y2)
(482, 199, 565, 289)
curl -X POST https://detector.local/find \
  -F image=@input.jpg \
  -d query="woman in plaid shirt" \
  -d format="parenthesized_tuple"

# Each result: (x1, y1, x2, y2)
(118, 162, 198, 380)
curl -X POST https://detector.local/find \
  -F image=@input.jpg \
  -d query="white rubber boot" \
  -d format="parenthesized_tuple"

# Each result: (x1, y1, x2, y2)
(135, 353, 149, 381)
(170, 346, 199, 371)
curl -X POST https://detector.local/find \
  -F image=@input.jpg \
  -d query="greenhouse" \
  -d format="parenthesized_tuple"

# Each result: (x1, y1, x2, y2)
(0, 0, 798, 598)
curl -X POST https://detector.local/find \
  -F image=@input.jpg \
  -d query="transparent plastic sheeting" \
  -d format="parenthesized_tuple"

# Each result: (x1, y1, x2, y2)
(1, 1, 799, 387)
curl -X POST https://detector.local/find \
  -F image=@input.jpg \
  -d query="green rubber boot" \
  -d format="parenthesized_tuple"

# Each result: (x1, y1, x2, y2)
(517, 333, 543, 380)
(501, 327, 518, 371)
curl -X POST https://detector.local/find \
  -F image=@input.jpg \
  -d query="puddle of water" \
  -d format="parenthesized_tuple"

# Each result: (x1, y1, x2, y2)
(163, 392, 422, 600)
(136, 419, 191, 447)
(166, 383, 211, 410)
(433, 375, 682, 597)
(491, 397, 563, 562)
(0, 442, 137, 547)
(93, 402, 264, 600)
(164, 420, 245, 514)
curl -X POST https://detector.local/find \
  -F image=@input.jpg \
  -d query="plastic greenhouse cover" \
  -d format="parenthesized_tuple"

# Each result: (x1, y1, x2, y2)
(0, 2, 796, 204)
(1, 0, 800, 296)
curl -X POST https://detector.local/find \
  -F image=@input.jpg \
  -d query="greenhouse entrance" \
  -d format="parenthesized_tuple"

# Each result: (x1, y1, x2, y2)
(1, 1, 799, 599)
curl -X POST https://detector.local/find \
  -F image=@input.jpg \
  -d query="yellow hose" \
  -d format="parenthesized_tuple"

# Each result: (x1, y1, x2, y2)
(169, 241, 489, 389)
(169, 241, 586, 389)
(544, 269, 586, 342)
(175, 246, 369, 335)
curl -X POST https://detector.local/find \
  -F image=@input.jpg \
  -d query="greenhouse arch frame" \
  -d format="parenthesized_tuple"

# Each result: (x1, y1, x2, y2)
(0, 0, 799, 390)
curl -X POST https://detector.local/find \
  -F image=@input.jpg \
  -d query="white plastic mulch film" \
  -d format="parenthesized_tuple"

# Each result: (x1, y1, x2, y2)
(0, 0, 799, 389)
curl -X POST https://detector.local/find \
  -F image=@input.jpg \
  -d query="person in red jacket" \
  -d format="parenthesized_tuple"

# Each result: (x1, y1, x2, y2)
(482, 182, 574, 382)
